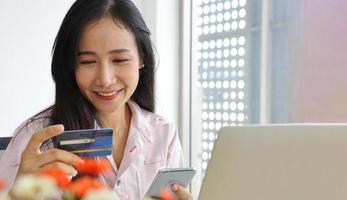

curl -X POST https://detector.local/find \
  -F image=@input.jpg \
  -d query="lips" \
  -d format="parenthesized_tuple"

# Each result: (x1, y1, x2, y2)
(97, 91, 118, 96)
(94, 89, 123, 101)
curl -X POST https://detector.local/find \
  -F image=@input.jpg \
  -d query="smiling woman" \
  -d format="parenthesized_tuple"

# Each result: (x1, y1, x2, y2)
(0, 0, 190, 200)
(75, 17, 142, 119)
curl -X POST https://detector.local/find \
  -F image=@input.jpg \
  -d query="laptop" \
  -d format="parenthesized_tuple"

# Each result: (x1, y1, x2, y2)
(199, 124, 347, 200)
(0, 137, 11, 160)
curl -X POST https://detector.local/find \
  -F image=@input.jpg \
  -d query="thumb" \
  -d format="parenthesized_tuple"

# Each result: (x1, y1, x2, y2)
(171, 184, 192, 200)
(160, 188, 176, 200)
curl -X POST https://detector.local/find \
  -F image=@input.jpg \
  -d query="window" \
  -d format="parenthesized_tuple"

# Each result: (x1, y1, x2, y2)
(192, 0, 252, 175)
(190, 2, 259, 192)
(187, 0, 347, 197)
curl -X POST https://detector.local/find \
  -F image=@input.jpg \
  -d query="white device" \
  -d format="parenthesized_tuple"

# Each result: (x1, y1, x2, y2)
(199, 124, 347, 200)
(147, 167, 196, 198)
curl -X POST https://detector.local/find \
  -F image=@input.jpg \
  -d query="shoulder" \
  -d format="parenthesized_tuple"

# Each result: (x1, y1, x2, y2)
(127, 101, 178, 144)
(129, 101, 176, 132)
(15, 108, 52, 136)
(9, 108, 52, 149)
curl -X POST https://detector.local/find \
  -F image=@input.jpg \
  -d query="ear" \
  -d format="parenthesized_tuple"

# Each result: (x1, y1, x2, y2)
(139, 60, 145, 69)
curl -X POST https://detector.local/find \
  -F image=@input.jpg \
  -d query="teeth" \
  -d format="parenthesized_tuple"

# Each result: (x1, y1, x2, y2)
(97, 91, 117, 96)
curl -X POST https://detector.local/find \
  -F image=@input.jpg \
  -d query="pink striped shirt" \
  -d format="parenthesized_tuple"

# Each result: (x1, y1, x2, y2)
(0, 101, 184, 199)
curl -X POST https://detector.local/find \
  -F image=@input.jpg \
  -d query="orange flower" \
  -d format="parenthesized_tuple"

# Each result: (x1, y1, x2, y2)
(68, 176, 105, 198)
(39, 167, 71, 189)
(74, 158, 111, 176)
(0, 179, 5, 191)
(160, 189, 176, 200)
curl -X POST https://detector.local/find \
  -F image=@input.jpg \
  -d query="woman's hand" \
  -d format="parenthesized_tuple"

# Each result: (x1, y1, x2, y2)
(171, 184, 193, 200)
(16, 125, 84, 179)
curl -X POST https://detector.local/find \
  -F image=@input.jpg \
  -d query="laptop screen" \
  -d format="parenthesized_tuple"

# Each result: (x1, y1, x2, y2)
(199, 124, 347, 200)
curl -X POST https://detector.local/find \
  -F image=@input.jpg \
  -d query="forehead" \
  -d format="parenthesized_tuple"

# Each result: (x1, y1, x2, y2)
(78, 16, 137, 51)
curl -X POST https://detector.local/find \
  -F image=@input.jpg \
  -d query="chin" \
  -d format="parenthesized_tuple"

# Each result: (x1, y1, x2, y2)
(95, 102, 126, 114)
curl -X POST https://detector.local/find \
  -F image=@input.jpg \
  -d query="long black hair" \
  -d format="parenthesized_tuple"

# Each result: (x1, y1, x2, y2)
(50, 0, 155, 130)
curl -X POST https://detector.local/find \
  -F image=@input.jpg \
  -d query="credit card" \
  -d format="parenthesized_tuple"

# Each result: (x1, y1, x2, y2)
(54, 128, 113, 157)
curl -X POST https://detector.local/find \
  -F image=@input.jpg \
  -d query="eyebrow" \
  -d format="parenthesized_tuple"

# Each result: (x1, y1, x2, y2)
(77, 48, 131, 56)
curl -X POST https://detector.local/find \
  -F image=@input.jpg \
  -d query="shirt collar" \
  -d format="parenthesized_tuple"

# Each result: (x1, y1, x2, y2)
(94, 100, 154, 144)
(126, 100, 153, 144)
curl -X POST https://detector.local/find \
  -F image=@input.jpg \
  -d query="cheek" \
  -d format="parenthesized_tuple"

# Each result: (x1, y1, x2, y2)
(123, 69, 140, 86)
(75, 69, 91, 91)
(128, 71, 139, 87)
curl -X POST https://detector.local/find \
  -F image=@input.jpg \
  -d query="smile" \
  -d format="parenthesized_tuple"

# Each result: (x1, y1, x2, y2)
(97, 91, 118, 97)
(94, 89, 123, 100)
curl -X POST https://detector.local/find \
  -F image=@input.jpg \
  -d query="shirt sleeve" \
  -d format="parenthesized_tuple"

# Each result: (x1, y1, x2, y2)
(0, 119, 44, 193)
(166, 124, 185, 168)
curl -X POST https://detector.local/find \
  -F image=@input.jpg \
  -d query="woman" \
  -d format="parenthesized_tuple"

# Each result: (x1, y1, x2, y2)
(0, 0, 192, 199)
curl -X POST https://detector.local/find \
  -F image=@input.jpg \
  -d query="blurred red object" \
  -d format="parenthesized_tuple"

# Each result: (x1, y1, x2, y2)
(0, 179, 6, 191)
(160, 189, 176, 200)
(74, 157, 111, 176)
(39, 167, 71, 188)
(68, 176, 105, 198)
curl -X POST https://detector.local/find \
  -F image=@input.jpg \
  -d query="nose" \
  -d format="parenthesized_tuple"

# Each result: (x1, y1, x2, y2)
(95, 61, 115, 87)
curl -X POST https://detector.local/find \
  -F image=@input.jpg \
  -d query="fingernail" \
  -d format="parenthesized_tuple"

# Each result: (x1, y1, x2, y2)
(74, 158, 85, 166)
(72, 169, 78, 177)
(67, 175, 73, 181)
(78, 159, 85, 164)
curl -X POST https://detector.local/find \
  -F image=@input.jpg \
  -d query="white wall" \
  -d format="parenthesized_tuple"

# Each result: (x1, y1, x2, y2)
(0, 1, 75, 136)
(0, 0, 179, 137)
(142, 0, 180, 128)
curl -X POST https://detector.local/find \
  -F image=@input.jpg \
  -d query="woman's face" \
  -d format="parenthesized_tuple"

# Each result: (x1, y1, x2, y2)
(75, 17, 141, 115)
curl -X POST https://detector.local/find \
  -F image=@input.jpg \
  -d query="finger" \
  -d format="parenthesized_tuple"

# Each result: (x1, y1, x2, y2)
(37, 148, 84, 168)
(171, 184, 192, 200)
(17, 157, 43, 175)
(40, 162, 78, 177)
(160, 189, 177, 200)
(24, 125, 64, 153)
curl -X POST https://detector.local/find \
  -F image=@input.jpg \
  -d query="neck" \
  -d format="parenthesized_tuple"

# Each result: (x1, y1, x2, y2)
(97, 104, 131, 136)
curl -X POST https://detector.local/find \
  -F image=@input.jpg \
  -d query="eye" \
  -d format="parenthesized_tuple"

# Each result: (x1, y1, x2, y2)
(80, 60, 96, 65)
(113, 59, 129, 64)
